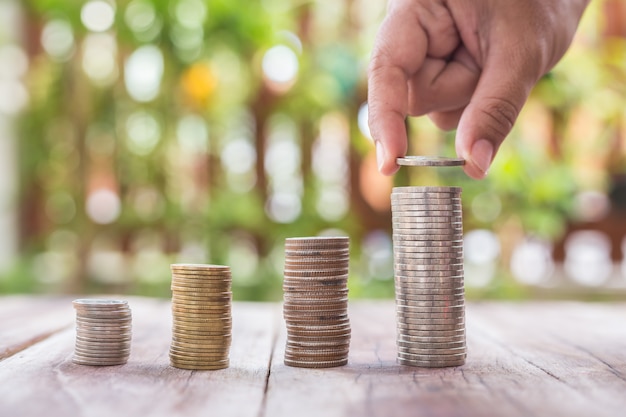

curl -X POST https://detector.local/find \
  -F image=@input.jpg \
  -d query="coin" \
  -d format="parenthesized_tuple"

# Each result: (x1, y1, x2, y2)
(396, 156, 466, 167)
(282, 237, 351, 368)
(73, 299, 132, 367)
(283, 358, 348, 368)
(170, 263, 232, 371)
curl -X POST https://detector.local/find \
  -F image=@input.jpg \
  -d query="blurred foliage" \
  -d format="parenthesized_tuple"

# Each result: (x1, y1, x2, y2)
(0, 0, 625, 299)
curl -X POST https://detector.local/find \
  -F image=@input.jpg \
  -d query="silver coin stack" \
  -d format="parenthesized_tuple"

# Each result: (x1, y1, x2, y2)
(169, 264, 232, 371)
(283, 237, 351, 368)
(391, 186, 466, 368)
(73, 299, 132, 366)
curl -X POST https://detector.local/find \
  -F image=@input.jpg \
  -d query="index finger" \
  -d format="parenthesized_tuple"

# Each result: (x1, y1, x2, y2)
(367, 5, 428, 175)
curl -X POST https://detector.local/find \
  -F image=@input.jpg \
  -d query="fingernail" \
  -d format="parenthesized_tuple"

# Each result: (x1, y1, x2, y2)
(376, 141, 385, 172)
(470, 139, 494, 177)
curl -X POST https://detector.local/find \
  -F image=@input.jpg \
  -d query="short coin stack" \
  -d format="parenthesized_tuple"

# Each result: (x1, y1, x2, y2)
(73, 299, 132, 366)
(169, 264, 232, 371)
(391, 186, 466, 368)
(283, 237, 351, 368)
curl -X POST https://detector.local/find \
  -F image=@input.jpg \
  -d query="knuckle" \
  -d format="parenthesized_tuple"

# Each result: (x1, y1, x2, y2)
(478, 97, 520, 139)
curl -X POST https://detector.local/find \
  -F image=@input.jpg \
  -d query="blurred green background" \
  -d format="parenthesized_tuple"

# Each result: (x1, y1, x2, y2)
(0, 0, 625, 301)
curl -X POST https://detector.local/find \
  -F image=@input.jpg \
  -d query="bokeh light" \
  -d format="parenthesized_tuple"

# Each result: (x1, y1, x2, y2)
(124, 45, 164, 102)
(362, 230, 394, 280)
(41, 19, 75, 61)
(464, 229, 500, 287)
(124, 0, 162, 42)
(82, 33, 118, 86)
(81, 0, 116, 32)
(86, 189, 121, 224)
(125, 110, 161, 156)
(176, 114, 209, 153)
(511, 238, 555, 285)
(262, 45, 299, 90)
(564, 230, 613, 286)
(471, 192, 502, 223)
(357, 102, 372, 141)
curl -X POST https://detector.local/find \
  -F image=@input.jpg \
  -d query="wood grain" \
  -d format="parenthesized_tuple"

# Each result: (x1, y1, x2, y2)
(0, 295, 74, 359)
(0, 298, 279, 417)
(264, 302, 626, 417)
(1, 297, 625, 417)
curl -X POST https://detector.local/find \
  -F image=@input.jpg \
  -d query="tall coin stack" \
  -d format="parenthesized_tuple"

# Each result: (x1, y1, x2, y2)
(283, 237, 351, 368)
(169, 264, 232, 371)
(73, 299, 132, 366)
(391, 186, 466, 368)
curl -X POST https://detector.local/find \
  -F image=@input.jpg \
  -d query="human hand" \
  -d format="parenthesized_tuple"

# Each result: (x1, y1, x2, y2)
(368, 0, 590, 179)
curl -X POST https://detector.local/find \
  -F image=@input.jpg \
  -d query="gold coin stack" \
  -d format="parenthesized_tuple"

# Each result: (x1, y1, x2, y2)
(391, 186, 466, 368)
(169, 264, 232, 371)
(72, 299, 132, 366)
(283, 237, 351, 368)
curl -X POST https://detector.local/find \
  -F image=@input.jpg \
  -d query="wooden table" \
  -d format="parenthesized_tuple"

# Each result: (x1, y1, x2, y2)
(1, 296, 625, 417)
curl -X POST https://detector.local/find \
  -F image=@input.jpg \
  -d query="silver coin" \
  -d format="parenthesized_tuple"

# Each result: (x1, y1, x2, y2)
(392, 226, 463, 235)
(391, 202, 462, 209)
(395, 287, 464, 297)
(397, 304, 464, 312)
(395, 262, 463, 271)
(392, 236, 463, 245)
(392, 229, 463, 242)
(395, 299, 465, 309)
(393, 235, 463, 243)
(397, 352, 466, 362)
(391, 206, 462, 214)
(391, 195, 461, 202)
(394, 271, 464, 279)
(391, 212, 462, 219)
(395, 285, 464, 294)
(394, 254, 463, 263)
(393, 297, 464, 307)
(392, 218, 462, 227)
(390, 215, 460, 223)
(392, 186, 462, 192)
(397, 343, 465, 351)
(398, 328, 465, 338)
(398, 311, 464, 321)
(72, 357, 128, 366)
(392, 234, 464, 242)
(397, 334, 465, 344)
(398, 316, 464, 325)
(391, 203, 463, 213)
(73, 299, 128, 308)
(397, 323, 464, 332)
(395, 281, 464, 290)
(395, 255, 463, 264)
(396, 301, 464, 310)
(397, 340, 465, 350)
(397, 357, 465, 368)
(392, 200, 462, 207)
(396, 350, 466, 359)
(396, 156, 466, 167)
(397, 344, 466, 355)
(394, 246, 464, 255)
(391, 222, 463, 230)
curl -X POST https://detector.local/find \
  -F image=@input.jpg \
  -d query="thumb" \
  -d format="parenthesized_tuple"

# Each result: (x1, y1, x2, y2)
(455, 55, 537, 179)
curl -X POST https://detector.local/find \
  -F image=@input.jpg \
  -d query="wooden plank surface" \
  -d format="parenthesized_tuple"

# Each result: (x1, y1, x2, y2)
(264, 302, 626, 417)
(1, 297, 625, 417)
(0, 297, 279, 417)
(0, 295, 74, 359)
